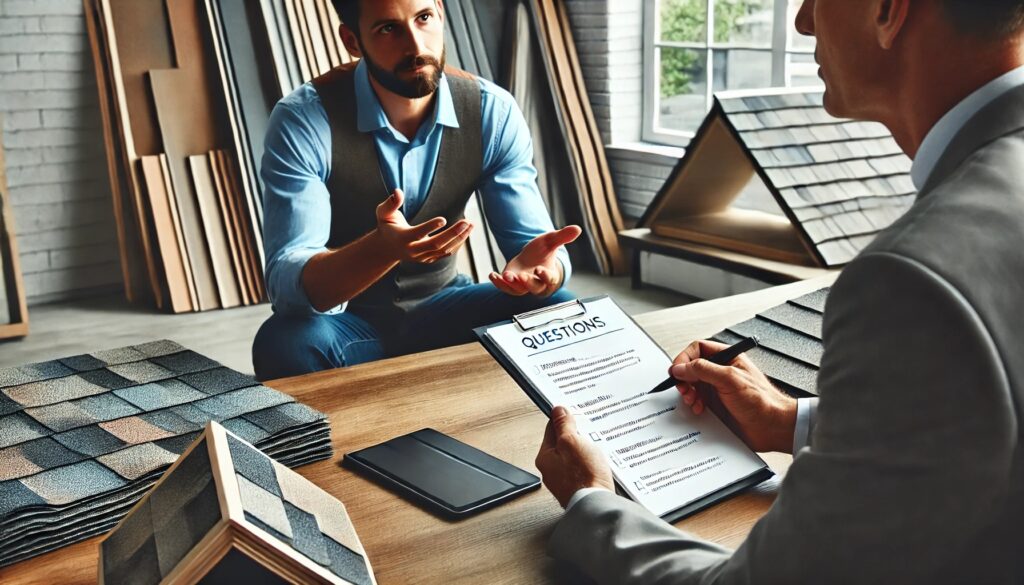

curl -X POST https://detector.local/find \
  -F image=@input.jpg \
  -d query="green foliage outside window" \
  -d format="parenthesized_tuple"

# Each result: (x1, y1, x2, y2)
(660, 0, 767, 99)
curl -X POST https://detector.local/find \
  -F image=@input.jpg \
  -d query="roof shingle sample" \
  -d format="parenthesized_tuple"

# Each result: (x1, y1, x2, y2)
(642, 88, 914, 267)
(101, 423, 373, 585)
(711, 287, 831, 396)
(0, 340, 332, 569)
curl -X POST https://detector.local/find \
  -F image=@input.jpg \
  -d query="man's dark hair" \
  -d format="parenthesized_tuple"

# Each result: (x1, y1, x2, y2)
(941, 0, 1024, 38)
(331, 0, 361, 35)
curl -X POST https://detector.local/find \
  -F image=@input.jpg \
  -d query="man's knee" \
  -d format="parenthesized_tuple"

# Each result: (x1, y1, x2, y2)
(547, 288, 576, 306)
(252, 314, 336, 381)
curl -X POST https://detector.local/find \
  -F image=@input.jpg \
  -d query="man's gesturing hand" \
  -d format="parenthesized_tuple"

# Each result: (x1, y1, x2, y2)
(535, 406, 614, 508)
(375, 189, 473, 264)
(671, 340, 798, 453)
(490, 225, 582, 297)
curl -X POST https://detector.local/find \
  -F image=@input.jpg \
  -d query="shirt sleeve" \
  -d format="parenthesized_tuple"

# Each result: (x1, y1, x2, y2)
(792, 397, 818, 454)
(261, 86, 345, 316)
(565, 486, 610, 512)
(476, 83, 573, 287)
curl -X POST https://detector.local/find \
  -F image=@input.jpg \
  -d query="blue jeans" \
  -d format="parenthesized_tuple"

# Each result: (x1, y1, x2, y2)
(252, 275, 576, 380)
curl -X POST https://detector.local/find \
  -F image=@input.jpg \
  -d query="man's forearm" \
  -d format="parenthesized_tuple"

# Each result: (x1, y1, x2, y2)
(301, 229, 398, 312)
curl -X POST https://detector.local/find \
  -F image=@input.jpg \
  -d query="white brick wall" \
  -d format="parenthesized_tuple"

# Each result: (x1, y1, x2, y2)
(565, 0, 678, 222)
(0, 0, 121, 305)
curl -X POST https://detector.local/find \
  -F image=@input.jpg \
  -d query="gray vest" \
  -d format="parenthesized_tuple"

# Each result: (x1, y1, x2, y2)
(312, 64, 483, 317)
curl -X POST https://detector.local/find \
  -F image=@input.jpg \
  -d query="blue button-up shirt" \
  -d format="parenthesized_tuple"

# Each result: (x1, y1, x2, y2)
(261, 60, 571, 315)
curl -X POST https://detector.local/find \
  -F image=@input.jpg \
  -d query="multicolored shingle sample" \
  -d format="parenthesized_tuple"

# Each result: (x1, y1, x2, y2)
(0, 340, 332, 568)
(711, 287, 831, 396)
(101, 424, 374, 585)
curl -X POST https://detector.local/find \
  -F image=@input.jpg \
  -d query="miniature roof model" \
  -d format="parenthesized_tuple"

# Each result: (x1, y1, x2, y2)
(640, 88, 915, 267)
(101, 422, 375, 585)
(0, 340, 332, 568)
(711, 287, 829, 397)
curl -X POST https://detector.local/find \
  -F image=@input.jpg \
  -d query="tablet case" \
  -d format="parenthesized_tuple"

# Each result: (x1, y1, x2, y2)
(343, 429, 540, 518)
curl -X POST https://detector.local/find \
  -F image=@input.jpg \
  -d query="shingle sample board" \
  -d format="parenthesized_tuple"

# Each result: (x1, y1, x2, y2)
(711, 287, 830, 397)
(0, 340, 332, 568)
(101, 422, 375, 585)
(641, 88, 915, 267)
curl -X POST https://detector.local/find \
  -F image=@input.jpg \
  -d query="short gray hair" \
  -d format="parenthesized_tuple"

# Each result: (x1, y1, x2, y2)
(941, 0, 1024, 38)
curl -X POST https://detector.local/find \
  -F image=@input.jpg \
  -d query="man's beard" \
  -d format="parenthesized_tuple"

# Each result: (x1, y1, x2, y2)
(363, 48, 446, 99)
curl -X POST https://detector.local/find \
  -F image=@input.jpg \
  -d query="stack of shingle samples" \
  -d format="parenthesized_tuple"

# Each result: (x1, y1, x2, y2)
(640, 88, 915, 267)
(711, 287, 829, 397)
(101, 422, 373, 585)
(0, 340, 332, 568)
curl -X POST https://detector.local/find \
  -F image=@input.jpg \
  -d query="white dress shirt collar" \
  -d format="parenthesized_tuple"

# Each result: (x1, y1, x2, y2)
(911, 65, 1024, 190)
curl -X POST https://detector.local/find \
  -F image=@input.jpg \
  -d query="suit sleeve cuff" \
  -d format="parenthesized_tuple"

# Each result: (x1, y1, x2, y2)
(792, 397, 819, 454)
(565, 486, 609, 512)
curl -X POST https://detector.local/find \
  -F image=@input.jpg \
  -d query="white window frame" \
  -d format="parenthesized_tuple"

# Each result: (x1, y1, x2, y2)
(643, 0, 814, 147)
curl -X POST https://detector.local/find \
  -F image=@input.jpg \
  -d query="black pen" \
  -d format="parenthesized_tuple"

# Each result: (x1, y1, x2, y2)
(647, 336, 760, 394)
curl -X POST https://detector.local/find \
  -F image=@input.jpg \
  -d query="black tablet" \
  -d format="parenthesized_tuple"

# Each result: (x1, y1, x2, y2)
(342, 428, 541, 519)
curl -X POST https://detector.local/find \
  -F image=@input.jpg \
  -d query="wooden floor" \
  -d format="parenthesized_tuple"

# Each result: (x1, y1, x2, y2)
(0, 272, 692, 375)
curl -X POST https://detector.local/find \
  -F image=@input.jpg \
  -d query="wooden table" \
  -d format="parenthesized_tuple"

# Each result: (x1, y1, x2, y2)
(1, 275, 837, 584)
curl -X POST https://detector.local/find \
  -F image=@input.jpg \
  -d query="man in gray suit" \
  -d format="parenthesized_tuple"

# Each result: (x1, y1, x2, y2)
(535, 0, 1024, 583)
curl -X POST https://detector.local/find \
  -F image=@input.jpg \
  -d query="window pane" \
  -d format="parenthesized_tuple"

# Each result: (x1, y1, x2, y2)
(713, 0, 774, 46)
(658, 48, 709, 134)
(660, 0, 708, 43)
(787, 52, 821, 86)
(788, 0, 815, 50)
(713, 49, 772, 92)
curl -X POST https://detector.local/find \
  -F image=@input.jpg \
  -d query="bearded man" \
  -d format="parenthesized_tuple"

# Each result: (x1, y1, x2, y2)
(253, 0, 580, 380)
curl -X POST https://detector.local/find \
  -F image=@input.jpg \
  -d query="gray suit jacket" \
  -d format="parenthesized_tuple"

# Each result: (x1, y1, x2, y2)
(549, 86, 1024, 584)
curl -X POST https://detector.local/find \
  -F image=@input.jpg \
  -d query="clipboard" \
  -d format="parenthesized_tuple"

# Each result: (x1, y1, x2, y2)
(473, 295, 774, 524)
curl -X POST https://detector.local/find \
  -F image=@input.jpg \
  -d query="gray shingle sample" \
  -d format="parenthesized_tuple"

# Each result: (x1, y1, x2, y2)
(60, 354, 107, 373)
(195, 386, 292, 420)
(0, 480, 46, 517)
(54, 426, 128, 458)
(179, 367, 257, 395)
(4, 376, 109, 408)
(114, 380, 207, 411)
(758, 302, 824, 340)
(150, 350, 221, 375)
(91, 347, 147, 366)
(228, 434, 282, 497)
(132, 340, 186, 359)
(19, 461, 127, 506)
(727, 318, 823, 368)
(107, 362, 175, 385)
(21, 436, 88, 470)
(79, 368, 137, 391)
(323, 534, 374, 585)
(712, 330, 819, 396)
(0, 412, 51, 449)
(789, 287, 830, 313)
(284, 502, 330, 566)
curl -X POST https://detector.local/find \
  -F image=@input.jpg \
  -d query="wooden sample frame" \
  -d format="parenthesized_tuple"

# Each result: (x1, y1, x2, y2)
(639, 88, 915, 268)
(0, 121, 28, 340)
(99, 422, 375, 585)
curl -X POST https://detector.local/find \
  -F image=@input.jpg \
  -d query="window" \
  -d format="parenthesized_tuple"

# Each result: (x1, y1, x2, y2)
(643, 0, 819, 147)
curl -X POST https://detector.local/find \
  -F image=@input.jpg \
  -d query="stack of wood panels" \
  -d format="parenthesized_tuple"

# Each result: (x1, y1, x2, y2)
(443, 0, 629, 277)
(0, 122, 29, 340)
(85, 0, 352, 313)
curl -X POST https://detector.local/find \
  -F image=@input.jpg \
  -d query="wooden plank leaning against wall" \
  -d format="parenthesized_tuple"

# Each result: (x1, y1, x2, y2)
(0, 118, 30, 340)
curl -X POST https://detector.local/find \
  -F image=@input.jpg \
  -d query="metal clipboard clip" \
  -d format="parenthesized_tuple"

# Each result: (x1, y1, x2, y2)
(512, 299, 588, 332)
